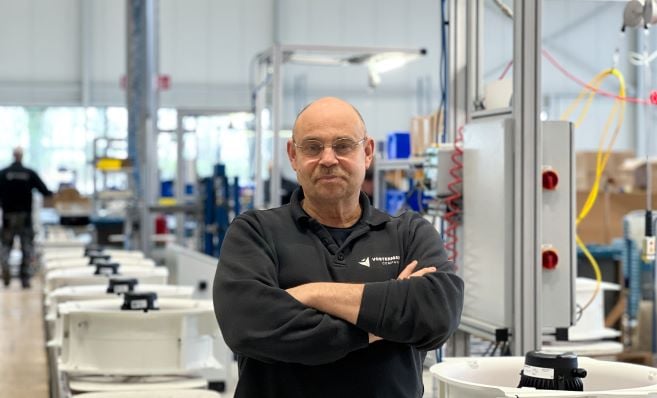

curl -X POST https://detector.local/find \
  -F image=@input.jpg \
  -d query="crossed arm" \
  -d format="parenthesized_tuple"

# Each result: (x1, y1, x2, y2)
(214, 214, 464, 365)
(286, 260, 436, 342)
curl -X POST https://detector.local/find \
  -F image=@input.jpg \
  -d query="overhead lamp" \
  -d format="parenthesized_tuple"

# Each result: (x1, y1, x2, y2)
(366, 50, 426, 88)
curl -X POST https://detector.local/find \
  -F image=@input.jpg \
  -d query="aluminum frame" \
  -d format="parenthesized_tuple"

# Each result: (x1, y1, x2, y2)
(448, 0, 545, 355)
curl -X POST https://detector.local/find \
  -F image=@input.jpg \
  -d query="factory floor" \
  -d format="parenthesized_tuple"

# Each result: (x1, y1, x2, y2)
(0, 277, 48, 398)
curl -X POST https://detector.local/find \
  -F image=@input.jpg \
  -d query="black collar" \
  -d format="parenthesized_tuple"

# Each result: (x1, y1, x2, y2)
(290, 187, 389, 228)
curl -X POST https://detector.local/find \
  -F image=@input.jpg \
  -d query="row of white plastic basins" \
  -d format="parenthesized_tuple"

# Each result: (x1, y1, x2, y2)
(40, 238, 223, 398)
(431, 356, 657, 397)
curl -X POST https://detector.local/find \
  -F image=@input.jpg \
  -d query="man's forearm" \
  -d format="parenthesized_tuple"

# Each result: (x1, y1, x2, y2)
(287, 282, 364, 325)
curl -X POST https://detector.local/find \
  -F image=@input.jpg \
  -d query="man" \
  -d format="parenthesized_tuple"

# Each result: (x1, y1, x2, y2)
(213, 97, 463, 397)
(0, 147, 53, 288)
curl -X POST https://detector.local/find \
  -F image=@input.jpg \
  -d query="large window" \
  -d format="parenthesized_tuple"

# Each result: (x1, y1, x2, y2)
(0, 106, 128, 195)
(0, 106, 258, 196)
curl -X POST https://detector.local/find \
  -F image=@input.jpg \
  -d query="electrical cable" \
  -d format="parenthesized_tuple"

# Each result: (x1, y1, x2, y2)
(444, 127, 463, 263)
(543, 49, 648, 105)
(500, 49, 649, 105)
(558, 64, 626, 319)
(439, 0, 448, 143)
(643, 27, 653, 218)
(490, 341, 501, 357)
(575, 235, 603, 316)
(482, 341, 495, 356)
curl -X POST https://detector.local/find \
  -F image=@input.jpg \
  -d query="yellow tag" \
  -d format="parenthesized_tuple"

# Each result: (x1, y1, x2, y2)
(96, 158, 123, 171)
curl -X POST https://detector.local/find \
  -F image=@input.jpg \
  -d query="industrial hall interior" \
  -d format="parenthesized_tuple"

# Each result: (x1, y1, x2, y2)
(9, 0, 657, 397)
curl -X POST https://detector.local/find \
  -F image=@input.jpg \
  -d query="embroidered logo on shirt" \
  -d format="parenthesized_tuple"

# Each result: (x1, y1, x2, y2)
(358, 256, 400, 267)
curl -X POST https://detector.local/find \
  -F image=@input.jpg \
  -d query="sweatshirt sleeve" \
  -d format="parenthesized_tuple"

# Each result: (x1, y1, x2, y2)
(356, 213, 464, 351)
(213, 214, 369, 365)
(31, 170, 53, 197)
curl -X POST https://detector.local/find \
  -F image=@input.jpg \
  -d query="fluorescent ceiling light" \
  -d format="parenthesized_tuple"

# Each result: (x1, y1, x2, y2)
(277, 47, 426, 88)
(366, 52, 423, 88)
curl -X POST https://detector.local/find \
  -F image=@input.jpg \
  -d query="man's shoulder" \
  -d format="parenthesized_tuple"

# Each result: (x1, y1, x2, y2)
(5, 163, 34, 174)
(235, 205, 294, 226)
(384, 209, 431, 229)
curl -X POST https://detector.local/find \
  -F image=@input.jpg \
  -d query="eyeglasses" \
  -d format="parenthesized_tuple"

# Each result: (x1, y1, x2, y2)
(293, 137, 367, 157)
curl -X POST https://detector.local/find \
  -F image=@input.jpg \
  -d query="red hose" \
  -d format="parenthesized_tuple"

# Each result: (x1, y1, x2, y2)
(499, 49, 652, 105)
(444, 127, 464, 263)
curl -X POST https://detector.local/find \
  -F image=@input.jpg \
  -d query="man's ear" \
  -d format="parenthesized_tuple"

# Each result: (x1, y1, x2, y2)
(287, 139, 297, 171)
(364, 137, 375, 169)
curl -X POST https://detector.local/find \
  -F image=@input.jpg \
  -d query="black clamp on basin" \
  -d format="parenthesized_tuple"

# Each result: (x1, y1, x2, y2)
(107, 277, 138, 294)
(121, 292, 159, 312)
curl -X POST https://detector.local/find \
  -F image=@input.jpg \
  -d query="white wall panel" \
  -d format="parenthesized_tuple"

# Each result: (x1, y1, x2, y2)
(90, 0, 125, 83)
(0, 0, 79, 81)
(160, 0, 273, 84)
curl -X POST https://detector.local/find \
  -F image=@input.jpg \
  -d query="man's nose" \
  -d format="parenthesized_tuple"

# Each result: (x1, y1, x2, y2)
(317, 146, 339, 166)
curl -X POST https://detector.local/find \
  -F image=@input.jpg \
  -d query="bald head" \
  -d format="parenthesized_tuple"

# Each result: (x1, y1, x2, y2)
(292, 97, 366, 140)
(12, 147, 23, 163)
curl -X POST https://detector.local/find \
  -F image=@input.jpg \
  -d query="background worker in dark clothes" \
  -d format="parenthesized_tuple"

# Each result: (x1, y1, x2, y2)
(214, 97, 463, 398)
(0, 147, 53, 288)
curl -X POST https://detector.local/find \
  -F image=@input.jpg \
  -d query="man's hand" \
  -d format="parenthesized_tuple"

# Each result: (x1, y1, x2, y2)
(368, 333, 382, 343)
(397, 260, 436, 280)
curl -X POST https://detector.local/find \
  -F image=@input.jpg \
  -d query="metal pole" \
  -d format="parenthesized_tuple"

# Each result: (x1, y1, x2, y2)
(126, 0, 159, 255)
(270, 44, 283, 208)
(512, 0, 542, 355)
(254, 60, 266, 209)
(446, 0, 472, 357)
(175, 113, 185, 245)
(447, 0, 470, 141)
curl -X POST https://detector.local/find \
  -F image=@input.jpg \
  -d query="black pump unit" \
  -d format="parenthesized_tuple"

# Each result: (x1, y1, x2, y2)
(121, 292, 159, 312)
(107, 278, 138, 294)
(84, 245, 104, 256)
(94, 262, 120, 275)
(518, 351, 587, 391)
(88, 252, 111, 265)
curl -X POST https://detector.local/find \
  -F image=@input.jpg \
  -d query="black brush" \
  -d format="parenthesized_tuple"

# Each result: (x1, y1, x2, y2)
(518, 351, 587, 391)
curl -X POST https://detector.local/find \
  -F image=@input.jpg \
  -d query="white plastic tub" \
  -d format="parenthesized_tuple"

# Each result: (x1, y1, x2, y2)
(431, 356, 657, 397)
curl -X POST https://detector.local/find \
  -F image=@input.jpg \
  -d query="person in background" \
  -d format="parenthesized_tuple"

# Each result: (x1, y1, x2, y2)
(214, 97, 463, 397)
(0, 147, 53, 288)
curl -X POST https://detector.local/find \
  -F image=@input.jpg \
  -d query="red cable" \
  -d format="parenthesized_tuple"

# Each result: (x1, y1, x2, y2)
(499, 49, 652, 105)
(444, 127, 464, 263)
(499, 60, 513, 80)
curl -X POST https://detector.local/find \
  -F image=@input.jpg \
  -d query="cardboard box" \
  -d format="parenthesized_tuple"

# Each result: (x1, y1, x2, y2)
(621, 157, 657, 192)
(53, 187, 92, 217)
(576, 151, 634, 192)
(410, 110, 441, 157)
(576, 191, 657, 244)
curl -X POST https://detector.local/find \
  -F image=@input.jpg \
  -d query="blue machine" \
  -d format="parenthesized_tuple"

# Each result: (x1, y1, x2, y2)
(201, 164, 233, 257)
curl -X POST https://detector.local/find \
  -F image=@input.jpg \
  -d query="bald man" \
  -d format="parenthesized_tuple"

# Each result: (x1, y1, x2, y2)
(0, 147, 52, 288)
(213, 97, 463, 397)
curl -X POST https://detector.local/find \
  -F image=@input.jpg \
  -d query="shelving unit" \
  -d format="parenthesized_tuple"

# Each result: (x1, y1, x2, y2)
(92, 137, 133, 217)
(372, 157, 426, 211)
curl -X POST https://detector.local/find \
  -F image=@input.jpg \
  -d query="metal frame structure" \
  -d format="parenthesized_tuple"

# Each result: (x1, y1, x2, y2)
(251, 44, 426, 209)
(165, 108, 250, 245)
(448, 0, 544, 355)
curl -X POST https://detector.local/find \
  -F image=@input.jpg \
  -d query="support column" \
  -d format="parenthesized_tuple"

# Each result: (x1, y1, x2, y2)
(126, 0, 159, 255)
(512, 0, 542, 355)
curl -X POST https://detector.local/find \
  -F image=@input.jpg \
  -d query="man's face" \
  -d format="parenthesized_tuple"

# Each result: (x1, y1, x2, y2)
(287, 99, 374, 204)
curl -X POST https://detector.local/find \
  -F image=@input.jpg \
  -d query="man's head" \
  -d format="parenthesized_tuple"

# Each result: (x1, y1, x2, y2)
(12, 147, 23, 163)
(287, 97, 374, 205)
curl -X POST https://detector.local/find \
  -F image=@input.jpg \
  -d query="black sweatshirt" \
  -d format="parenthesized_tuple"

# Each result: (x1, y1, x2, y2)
(213, 188, 463, 398)
(0, 162, 52, 214)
